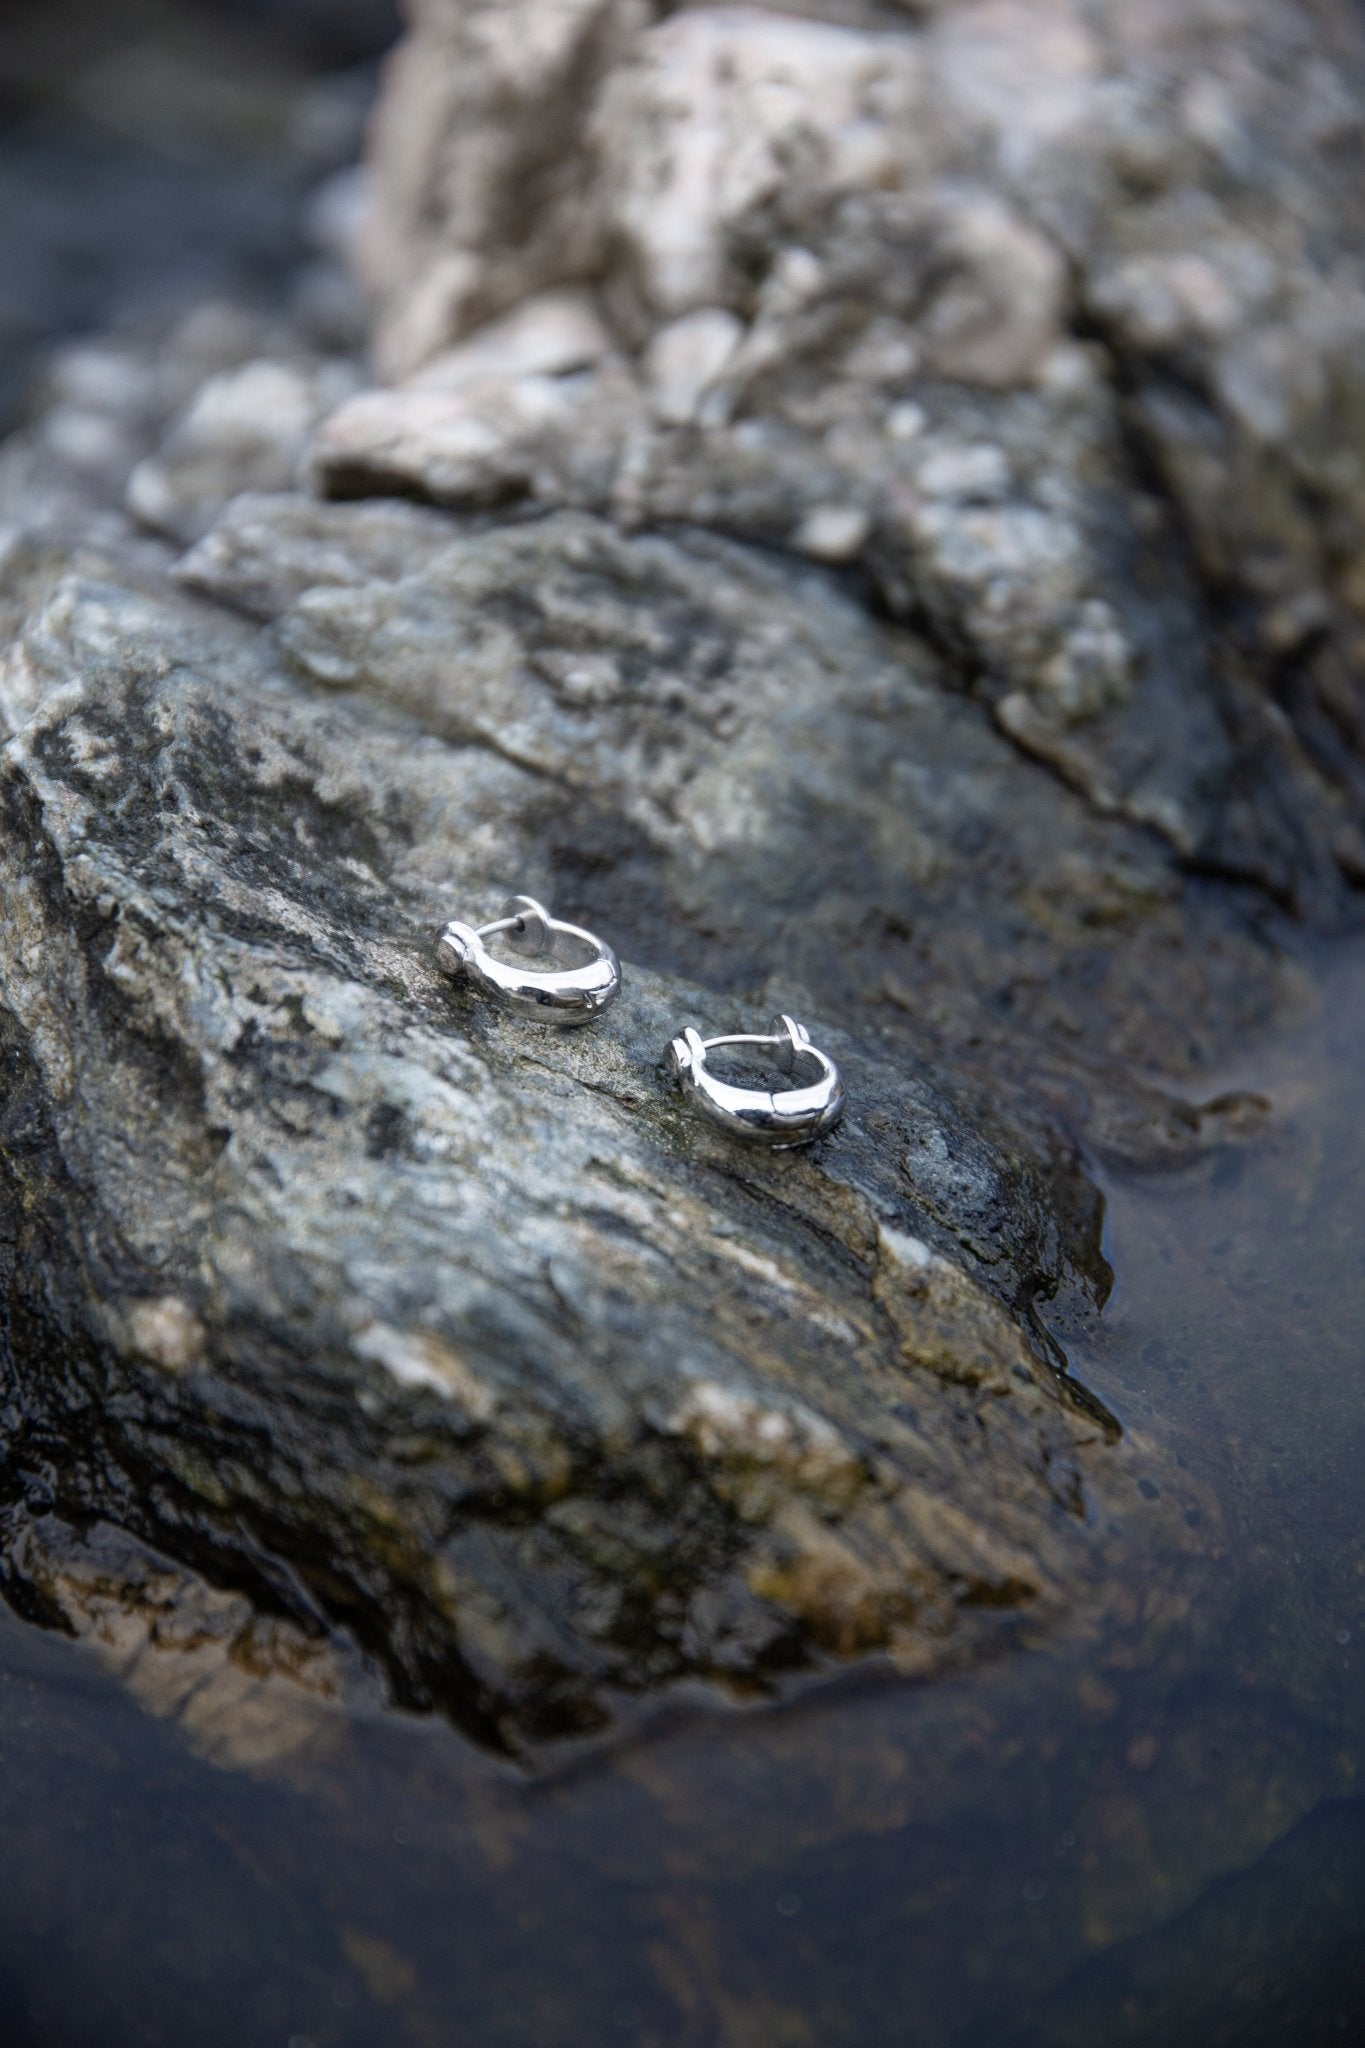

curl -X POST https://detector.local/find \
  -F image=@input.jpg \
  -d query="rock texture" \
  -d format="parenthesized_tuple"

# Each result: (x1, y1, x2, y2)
(353, 0, 1365, 909)
(0, 475, 1135, 1749)
(1, 0, 1361, 1752)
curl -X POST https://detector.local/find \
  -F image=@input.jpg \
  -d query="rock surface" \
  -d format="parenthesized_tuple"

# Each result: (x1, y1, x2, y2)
(0, 0, 1360, 1753)
(0, 476, 1135, 1748)
(353, 0, 1365, 909)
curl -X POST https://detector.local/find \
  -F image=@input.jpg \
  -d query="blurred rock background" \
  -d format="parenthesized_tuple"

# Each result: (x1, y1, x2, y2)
(0, 0, 399, 423)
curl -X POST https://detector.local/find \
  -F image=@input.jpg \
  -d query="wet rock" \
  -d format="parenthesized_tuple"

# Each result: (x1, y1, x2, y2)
(3, 1515, 350, 1772)
(1, 0, 1359, 1756)
(0, 486, 1148, 1749)
(0, 321, 1305, 1756)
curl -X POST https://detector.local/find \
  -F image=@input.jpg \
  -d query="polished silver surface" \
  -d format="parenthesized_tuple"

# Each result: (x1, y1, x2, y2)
(669, 1013, 845, 1148)
(437, 894, 621, 1026)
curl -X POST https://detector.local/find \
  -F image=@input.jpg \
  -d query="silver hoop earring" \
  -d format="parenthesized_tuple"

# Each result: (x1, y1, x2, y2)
(437, 894, 621, 1026)
(668, 1013, 844, 1148)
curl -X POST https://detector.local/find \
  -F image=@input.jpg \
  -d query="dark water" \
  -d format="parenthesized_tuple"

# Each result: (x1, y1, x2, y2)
(1, 946, 1361, 2048)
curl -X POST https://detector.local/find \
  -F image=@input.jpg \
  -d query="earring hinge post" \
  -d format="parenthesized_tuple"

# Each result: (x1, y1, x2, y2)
(702, 1032, 784, 1051)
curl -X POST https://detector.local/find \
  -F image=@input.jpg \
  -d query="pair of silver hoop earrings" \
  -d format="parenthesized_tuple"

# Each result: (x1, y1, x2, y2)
(436, 895, 845, 1150)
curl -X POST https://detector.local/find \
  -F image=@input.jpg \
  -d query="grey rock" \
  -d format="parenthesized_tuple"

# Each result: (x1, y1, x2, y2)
(0, 386, 1278, 1750)
(178, 488, 465, 620)
(0, 0, 1355, 1756)
(128, 356, 363, 545)
(3, 483, 1156, 1748)
(343, 0, 1365, 909)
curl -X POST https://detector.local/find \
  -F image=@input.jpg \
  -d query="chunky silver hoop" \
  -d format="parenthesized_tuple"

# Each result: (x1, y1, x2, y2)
(437, 894, 621, 1026)
(669, 1013, 844, 1148)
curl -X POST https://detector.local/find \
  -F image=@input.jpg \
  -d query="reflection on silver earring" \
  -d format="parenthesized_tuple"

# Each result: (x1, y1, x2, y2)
(437, 894, 621, 1026)
(668, 1013, 844, 1149)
